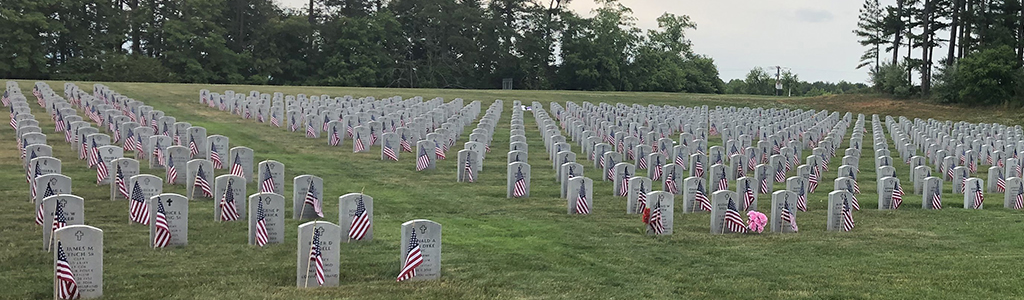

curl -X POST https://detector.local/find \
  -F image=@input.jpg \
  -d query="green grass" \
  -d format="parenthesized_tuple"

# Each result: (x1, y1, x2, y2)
(3, 81, 1024, 299)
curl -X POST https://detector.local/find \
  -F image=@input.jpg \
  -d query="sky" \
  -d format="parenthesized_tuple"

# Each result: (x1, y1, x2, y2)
(275, 0, 884, 84)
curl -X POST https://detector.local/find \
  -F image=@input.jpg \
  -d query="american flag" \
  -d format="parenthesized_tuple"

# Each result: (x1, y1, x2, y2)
(154, 141, 165, 167)
(257, 110, 265, 123)
(329, 127, 341, 146)
(694, 159, 704, 178)
(55, 241, 80, 300)
(619, 169, 631, 197)
(220, 180, 240, 221)
(774, 162, 785, 182)
(575, 181, 590, 214)
(709, 123, 718, 136)
(230, 154, 245, 178)
(637, 154, 648, 170)
(512, 166, 528, 197)
(87, 140, 101, 168)
(369, 130, 378, 145)
(695, 181, 711, 211)
(636, 181, 648, 215)
(675, 153, 686, 169)
(123, 128, 138, 152)
(165, 154, 178, 184)
(796, 182, 807, 212)
(306, 121, 317, 138)
(194, 166, 214, 197)
(665, 172, 678, 194)
(627, 147, 634, 160)
(605, 157, 616, 181)
(846, 181, 860, 210)
(290, 118, 298, 132)
(254, 199, 269, 246)
(63, 121, 73, 143)
(724, 198, 747, 233)
(848, 169, 860, 193)
(346, 125, 353, 137)
(742, 180, 755, 210)
(29, 158, 42, 201)
(259, 166, 275, 194)
(808, 168, 819, 193)
(463, 156, 475, 183)
(348, 195, 371, 240)
(416, 147, 430, 171)
(820, 154, 829, 171)
(383, 140, 398, 161)
(781, 200, 797, 231)
(55, 110, 66, 132)
(433, 140, 444, 159)
(270, 113, 280, 127)
(153, 198, 171, 248)
(892, 180, 904, 210)
(932, 184, 943, 210)
(961, 170, 968, 193)
(309, 227, 326, 285)
(396, 230, 423, 282)
(648, 199, 665, 235)
(188, 136, 199, 158)
(115, 164, 129, 199)
(652, 161, 663, 181)
(717, 172, 728, 192)
(400, 134, 412, 152)
(973, 181, 984, 209)
(1014, 182, 1024, 210)
(304, 181, 324, 218)
(353, 133, 366, 153)
(210, 144, 222, 169)
(129, 181, 150, 225)
(758, 173, 769, 194)
(842, 198, 855, 231)
(36, 182, 55, 226)
(748, 155, 757, 171)
(95, 148, 108, 184)
(51, 200, 68, 234)
(997, 170, 1006, 192)
(735, 162, 745, 177)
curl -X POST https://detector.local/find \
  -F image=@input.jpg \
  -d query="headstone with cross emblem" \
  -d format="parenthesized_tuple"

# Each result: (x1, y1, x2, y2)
(42, 194, 85, 250)
(296, 221, 341, 287)
(506, 162, 531, 198)
(248, 192, 286, 245)
(53, 225, 103, 298)
(293, 175, 324, 220)
(149, 193, 188, 247)
(399, 219, 442, 281)
(770, 190, 799, 233)
(827, 190, 855, 231)
(213, 175, 247, 221)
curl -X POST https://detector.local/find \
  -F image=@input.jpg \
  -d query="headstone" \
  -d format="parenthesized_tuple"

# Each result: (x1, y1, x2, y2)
(566, 176, 594, 214)
(296, 221, 341, 287)
(149, 193, 188, 247)
(248, 193, 286, 245)
(627, 177, 654, 214)
(560, 162, 584, 198)
(736, 177, 758, 211)
(1003, 177, 1023, 209)
(208, 135, 230, 170)
(645, 191, 674, 236)
(185, 159, 215, 200)
(41, 194, 85, 250)
(293, 175, 325, 220)
(964, 178, 985, 209)
(613, 163, 636, 197)
(257, 160, 286, 195)
(164, 146, 189, 185)
(769, 190, 799, 233)
(952, 166, 969, 194)
(457, 149, 480, 182)
(338, 193, 374, 242)
(507, 162, 531, 198)
(682, 177, 710, 213)
(35, 174, 73, 214)
(53, 225, 103, 298)
(826, 190, 855, 231)
(877, 176, 903, 210)
(214, 175, 247, 221)
(108, 158, 139, 201)
(709, 164, 728, 192)
(922, 176, 943, 210)
(710, 190, 743, 234)
(415, 140, 437, 170)
(398, 219, 442, 281)
(229, 146, 255, 182)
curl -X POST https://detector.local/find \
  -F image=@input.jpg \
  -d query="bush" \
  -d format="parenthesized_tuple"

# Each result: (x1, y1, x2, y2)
(871, 61, 914, 98)
(934, 46, 1021, 106)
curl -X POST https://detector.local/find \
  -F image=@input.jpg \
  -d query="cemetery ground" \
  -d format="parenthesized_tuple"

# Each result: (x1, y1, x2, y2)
(4, 81, 1024, 299)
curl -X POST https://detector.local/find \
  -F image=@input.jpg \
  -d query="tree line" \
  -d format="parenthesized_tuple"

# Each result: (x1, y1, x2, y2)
(0, 0, 732, 93)
(855, 0, 1024, 105)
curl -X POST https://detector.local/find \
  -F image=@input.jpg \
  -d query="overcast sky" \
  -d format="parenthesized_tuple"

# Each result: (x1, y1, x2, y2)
(277, 0, 886, 84)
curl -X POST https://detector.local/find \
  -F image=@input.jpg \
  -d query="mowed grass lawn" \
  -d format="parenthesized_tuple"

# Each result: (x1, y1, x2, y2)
(3, 81, 1024, 299)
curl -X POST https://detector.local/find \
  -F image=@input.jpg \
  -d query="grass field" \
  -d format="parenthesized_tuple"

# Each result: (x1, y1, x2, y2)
(3, 81, 1024, 299)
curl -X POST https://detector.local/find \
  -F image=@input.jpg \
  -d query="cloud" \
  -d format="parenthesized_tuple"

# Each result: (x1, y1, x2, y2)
(794, 9, 834, 23)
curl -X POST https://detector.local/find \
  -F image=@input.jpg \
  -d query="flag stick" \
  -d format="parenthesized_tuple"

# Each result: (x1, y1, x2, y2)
(303, 220, 317, 288)
(53, 238, 58, 300)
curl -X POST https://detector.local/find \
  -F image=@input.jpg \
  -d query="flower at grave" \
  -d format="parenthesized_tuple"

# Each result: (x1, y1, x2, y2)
(746, 211, 767, 233)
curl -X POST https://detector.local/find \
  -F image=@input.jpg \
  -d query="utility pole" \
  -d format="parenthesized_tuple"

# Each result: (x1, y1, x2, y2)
(774, 66, 782, 96)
